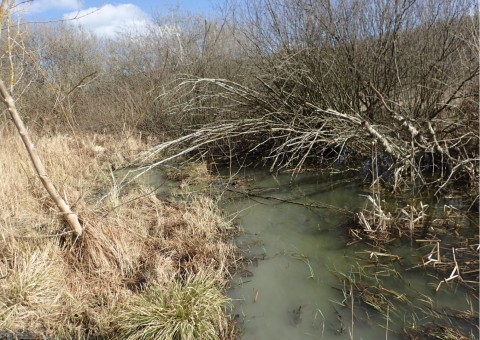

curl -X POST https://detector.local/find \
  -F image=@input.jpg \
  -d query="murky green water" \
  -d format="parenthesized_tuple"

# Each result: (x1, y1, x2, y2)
(221, 170, 478, 340)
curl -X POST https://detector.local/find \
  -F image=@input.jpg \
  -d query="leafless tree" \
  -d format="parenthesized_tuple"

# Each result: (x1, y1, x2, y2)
(0, 0, 83, 236)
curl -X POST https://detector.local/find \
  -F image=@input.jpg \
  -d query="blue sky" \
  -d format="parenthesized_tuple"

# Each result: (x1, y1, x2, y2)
(21, 0, 217, 38)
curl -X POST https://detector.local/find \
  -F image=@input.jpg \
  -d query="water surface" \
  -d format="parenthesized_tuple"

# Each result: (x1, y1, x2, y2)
(118, 166, 478, 339)
(222, 169, 478, 339)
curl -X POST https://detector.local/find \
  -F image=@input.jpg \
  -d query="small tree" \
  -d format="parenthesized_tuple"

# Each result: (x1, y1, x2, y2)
(0, 0, 83, 236)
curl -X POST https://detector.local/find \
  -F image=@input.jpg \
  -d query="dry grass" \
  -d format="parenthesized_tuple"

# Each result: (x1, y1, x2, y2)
(162, 196, 236, 278)
(0, 237, 67, 333)
(0, 127, 236, 338)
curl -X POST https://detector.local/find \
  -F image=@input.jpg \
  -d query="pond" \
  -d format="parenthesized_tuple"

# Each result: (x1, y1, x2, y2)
(117, 166, 478, 339)
(221, 169, 478, 339)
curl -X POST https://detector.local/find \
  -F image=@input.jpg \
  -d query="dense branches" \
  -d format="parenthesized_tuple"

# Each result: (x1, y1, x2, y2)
(150, 0, 478, 195)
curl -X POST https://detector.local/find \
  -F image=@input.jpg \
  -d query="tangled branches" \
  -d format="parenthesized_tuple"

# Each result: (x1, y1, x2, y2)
(140, 1, 479, 200)
(148, 75, 478, 198)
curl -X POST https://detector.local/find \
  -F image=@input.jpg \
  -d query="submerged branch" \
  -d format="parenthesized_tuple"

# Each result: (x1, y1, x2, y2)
(216, 182, 354, 215)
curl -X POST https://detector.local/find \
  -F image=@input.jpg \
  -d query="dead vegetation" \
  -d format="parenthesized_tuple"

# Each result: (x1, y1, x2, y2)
(331, 184, 479, 339)
(0, 129, 237, 338)
(0, 0, 477, 338)
(349, 190, 479, 291)
(331, 256, 479, 340)
(143, 0, 478, 200)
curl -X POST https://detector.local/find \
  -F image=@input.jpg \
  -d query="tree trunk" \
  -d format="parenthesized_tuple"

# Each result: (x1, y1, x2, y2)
(0, 78, 83, 237)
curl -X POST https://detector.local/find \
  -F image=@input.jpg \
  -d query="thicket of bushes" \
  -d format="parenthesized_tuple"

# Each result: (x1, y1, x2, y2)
(2, 0, 478, 190)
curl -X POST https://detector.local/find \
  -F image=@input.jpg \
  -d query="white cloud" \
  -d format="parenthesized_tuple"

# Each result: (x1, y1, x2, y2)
(63, 4, 152, 39)
(20, 0, 82, 14)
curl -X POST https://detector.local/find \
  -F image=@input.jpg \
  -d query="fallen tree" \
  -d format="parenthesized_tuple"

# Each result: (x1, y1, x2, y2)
(144, 75, 478, 197)
(144, 0, 478, 200)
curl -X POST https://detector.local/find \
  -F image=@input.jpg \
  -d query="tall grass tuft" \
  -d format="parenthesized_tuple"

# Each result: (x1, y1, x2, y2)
(0, 240, 66, 333)
(111, 271, 230, 340)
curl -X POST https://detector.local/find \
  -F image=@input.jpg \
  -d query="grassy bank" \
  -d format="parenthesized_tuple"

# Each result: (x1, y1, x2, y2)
(0, 128, 237, 339)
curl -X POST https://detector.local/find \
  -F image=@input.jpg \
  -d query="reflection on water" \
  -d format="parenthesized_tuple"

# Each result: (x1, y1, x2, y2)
(222, 170, 478, 339)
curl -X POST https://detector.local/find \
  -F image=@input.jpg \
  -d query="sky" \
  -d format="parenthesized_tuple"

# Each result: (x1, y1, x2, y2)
(19, 0, 217, 38)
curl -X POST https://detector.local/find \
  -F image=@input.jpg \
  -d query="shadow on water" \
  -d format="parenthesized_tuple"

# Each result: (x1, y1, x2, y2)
(221, 169, 478, 339)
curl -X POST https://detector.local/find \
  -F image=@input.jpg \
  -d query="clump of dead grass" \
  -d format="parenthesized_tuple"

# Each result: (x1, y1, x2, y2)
(0, 237, 68, 336)
(159, 195, 236, 279)
(352, 192, 429, 241)
(165, 162, 213, 190)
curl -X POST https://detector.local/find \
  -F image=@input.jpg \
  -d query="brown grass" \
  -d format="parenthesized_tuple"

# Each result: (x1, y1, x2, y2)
(0, 237, 66, 333)
(0, 127, 236, 338)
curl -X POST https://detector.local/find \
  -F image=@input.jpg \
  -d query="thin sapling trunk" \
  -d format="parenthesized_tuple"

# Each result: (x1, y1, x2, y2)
(0, 78, 83, 237)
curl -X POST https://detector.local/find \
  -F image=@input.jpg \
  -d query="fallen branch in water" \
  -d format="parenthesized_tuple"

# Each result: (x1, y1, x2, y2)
(216, 182, 353, 215)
